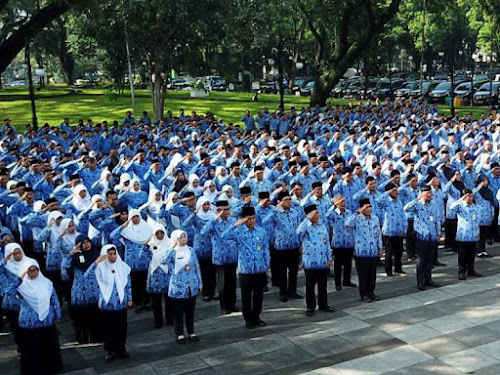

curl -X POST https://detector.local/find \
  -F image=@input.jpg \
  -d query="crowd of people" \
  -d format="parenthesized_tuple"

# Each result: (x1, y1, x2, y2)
(0, 98, 499, 374)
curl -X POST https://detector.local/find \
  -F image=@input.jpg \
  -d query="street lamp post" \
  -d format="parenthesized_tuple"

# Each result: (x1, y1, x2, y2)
(25, 43, 38, 130)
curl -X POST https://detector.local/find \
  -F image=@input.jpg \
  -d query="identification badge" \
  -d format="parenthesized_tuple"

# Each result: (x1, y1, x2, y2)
(472, 214, 477, 221)
(323, 238, 327, 244)
(429, 216, 434, 222)
(79, 255, 85, 263)
(185, 265, 191, 271)
(257, 244, 262, 251)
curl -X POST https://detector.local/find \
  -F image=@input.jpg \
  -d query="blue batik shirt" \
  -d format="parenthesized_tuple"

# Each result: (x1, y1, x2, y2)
(296, 219, 332, 269)
(345, 213, 382, 257)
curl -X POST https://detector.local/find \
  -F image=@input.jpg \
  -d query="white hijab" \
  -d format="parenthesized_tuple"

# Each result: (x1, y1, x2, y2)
(72, 184, 91, 211)
(33, 200, 46, 213)
(121, 209, 153, 244)
(196, 196, 216, 221)
(171, 230, 191, 275)
(219, 185, 238, 205)
(116, 173, 131, 192)
(147, 223, 170, 275)
(4, 243, 39, 277)
(147, 186, 164, 212)
(165, 192, 179, 210)
(95, 245, 131, 305)
(48, 210, 65, 238)
(129, 178, 142, 194)
(18, 266, 53, 321)
(203, 180, 218, 203)
(59, 218, 78, 247)
(186, 174, 202, 195)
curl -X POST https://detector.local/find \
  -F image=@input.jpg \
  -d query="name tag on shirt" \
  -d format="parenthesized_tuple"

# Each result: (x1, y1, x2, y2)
(78, 255, 85, 263)
(472, 214, 477, 221)
(429, 216, 434, 222)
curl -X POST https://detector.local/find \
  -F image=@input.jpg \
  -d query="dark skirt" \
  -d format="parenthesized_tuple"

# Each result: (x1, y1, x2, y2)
(100, 309, 127, 355)
(73, 304, 101, 344)
(19, 324, 62, 375)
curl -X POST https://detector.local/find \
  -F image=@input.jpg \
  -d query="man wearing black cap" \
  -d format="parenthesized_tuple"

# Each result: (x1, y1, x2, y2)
(256, 191, 276, 288)
(489, 162, 500, 242)
(222, 206, 269, 328)
(244, 165, 272, 197)
(201, 200, 239, 314)
(262, 191, 304, 302)
(291, 161, 314, 194)
(346, 198, 383, 302)
(228, 162, 244, 198)
(404, 186, 442, 290)
(297, 204, 335, 316)
(332, 167, 357, 212)
(378, 183, 407, 276)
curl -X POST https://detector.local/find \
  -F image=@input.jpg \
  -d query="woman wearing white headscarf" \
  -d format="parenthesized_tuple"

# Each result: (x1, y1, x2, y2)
(163, 192, 180, 235)
(215, 166, 229, 189)
(36, 210, 66, 302)
(120, 178, 148, 210)
(1, 243, 38, 351)
(219, 185, 239, 211)
(90, 244, 132, 362)
(185, 174, 203, 197)
(146, 223, 174, 328)
(182, 196, 217, 302)
(115, 172, 131, 194)
(66, 184, 91, 215)
(93, 168, 113, 195)
(19, 200, 47, 269)
(202, 179, 219, 204)
(166, 230, 202, 344)
(141, 186, 165, 223)
(110, 209, 152, 313)
(17, 263, 62, 375)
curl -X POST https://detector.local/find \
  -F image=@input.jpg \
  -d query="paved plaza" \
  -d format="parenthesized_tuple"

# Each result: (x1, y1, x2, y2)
(2, 244, 500, 375)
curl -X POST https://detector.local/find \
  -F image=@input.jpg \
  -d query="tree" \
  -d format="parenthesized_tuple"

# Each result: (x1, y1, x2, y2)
(0, 0, 86, 74)
(293, 0, 402, 106)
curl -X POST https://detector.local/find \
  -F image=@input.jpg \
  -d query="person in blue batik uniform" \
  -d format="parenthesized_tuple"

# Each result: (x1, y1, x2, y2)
(449, 188, 482, 280)
(473, 176, 494, 258)
(262, 190, 304, 302)
(182, 196, 217, 301)
(326, 195, 357, 291)
(377, 183, 408, 277)
(297, 204, 335, 317)
(146, 223, 174, 328)
(17, 263, 63, 375)
(165, 230, 202, 344)
(346, 198, 383, 302)
(221, 206, 269, 329)
(111, 209, 152, 313)
(62, 234, 100, 344)
(1, 242, 38, 352)
(90, 244, 132, 362)
(403, 186, 442, 290)
(200, 200, 239, 315)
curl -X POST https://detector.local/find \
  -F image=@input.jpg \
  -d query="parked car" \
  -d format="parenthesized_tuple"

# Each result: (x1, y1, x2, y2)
(407, 80, 443, 97)
(342, 80, 363, 99)
(167, 77, 195, 90)
(429, 81, 454, 103)
(394, 81, 418, 97)
(370, 78, 405, 99)
(300, 81, 315, 96)
(473, 82, 500, 105)
(292, 77, 313, 95)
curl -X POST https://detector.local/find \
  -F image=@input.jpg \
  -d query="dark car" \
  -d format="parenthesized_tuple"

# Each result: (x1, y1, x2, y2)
(342, 80, 363, 99)
(473, 82, 500, 105)
(394, 81, 418, 98)
(370, 78, 405, 99)
(429, 81, 454, 103)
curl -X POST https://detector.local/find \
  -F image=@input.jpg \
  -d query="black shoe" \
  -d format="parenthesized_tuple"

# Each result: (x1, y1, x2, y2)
(190, 334, 200, 342)
(154, 322, 163, 329)
(118, 350, 130, 359)
(361, 296, 373, 303)
(407, 257, 417, 263)
(231, 306, 240, 312)
(386, 272, 394, 277)
(280, 295, 288, 303)
(370, 294, 381, 301)
(177, 336, 186, 345)
(221, 309, 231, 315)
(105, 352, 116, 362)
(395, 270, 406, 274)
(246, 322, 256, 329)
(445, 248, 456, 253)
(433, 261, 446, 267)
(143, 304, 152, 311)
(135, 306, 143, 314)
(469, 271, 483, 277)
(335, 285, 342, 291)
(487, 238, 493, 245)
(417, 284, 426, 291)
(343, 282, 357, 288)
(210, 295, 220, 301)
(319, 305, 335, 313)
(458, 273, 466, 280)
(288, 293, 303, 299)
(203, 296, 211, 302)
(262, 286, 270, 292)
(306, 309, 314, 316)
(425, 281, 441, 288)
(255, 319, 267, 327)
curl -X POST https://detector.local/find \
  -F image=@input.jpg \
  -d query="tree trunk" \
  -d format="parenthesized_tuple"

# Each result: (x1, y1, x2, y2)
(57, 19, 74, 85)
(0, 0, 82, 74)
(25, 45, 38, 130)
(152, 71, 165, 121)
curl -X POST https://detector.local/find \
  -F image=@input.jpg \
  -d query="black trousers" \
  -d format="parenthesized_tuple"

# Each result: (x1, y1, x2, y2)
(199, 258, 217, 297)
(491, 207, 499, 241)
(100, 309, 127, 355)
(216, 264, 237, 311)
(73, 304, 101, 343)
(5, 309, 20, 348)
(151, 293, 174, 327)
(332, 247, 354, 286)
(445, 219, 458, 250)
(45, 271, 66, 306)
(19, 324, 62, 375)
(270, 245, 279, 286)
(274, 248, 300, 296)
(477, 226, 489, 252)
(458, 241, 477, 274)
(384, 236, 404, 273)
(355, 257, 377, 298)
(406, 220, 416, 258)
(174, 297, 196, 336)
(304, 268, 328, 310)
(416, 240, 435, 285)
(239, 273, 266, 324)
(131, 270, 149, 307)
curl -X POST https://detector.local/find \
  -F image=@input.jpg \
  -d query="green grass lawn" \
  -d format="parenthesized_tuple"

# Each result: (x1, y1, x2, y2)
(0, 86, 492, 129)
